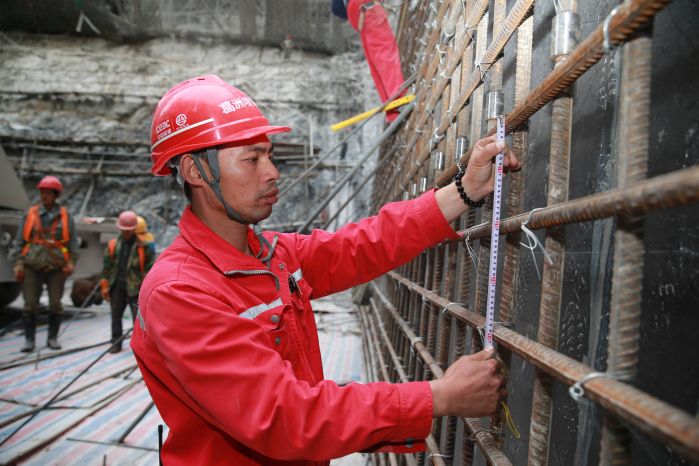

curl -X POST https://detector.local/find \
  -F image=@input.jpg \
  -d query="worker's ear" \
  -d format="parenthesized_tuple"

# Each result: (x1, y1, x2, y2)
(179, 153, 209, 189)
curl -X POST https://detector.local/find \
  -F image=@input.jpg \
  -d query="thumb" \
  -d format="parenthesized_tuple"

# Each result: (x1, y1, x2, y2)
(470, 348, 495, 361)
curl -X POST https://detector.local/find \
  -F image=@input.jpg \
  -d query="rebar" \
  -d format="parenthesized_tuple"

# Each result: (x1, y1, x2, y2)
(384, 272, 699, 462)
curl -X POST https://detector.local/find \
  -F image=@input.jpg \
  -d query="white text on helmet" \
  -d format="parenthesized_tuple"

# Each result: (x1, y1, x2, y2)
(218, 97, 256, 115)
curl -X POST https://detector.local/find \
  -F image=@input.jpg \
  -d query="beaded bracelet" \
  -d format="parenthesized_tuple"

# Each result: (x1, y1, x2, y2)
(454, 163, 485, 208)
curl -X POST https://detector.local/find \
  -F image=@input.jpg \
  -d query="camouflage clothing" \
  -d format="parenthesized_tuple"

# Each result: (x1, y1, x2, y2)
(102, 236, 155, 298)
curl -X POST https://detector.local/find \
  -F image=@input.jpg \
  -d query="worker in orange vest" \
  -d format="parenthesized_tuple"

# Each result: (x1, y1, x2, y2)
(11, 176, 78, 352)
(100, 211, 155, 353)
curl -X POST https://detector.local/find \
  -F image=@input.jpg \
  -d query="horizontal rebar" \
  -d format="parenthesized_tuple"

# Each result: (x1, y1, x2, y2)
(362, 301, 445, 465)
(370, 287, 514, 466)
(454, 164, 699, 241)
(384, 272, 699, 462)
(435, 0, 671, 187)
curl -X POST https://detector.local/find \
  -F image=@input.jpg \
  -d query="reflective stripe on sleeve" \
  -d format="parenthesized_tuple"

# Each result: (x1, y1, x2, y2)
(239, 298, 282, 320)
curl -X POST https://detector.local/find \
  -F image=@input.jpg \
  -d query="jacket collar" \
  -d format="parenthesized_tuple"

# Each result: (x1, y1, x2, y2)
(178, 207, 268, 274)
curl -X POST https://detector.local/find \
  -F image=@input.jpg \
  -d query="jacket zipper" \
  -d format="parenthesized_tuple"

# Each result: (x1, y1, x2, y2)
(223, 269, 280, 291)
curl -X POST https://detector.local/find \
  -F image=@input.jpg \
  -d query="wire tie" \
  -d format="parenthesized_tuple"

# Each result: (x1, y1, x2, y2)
(520, 208, 553, 280)
(500, 401, 521, 439)
(464, 233, 479, 268)
(603, 5, 623, 53)
(433, 129, 445, 143)
(468, 427, 502, 441)
(439, 70, 450, 80)
(569, 372, 610, 402)
(441, 302, 463, 316)
(474, 60, 493, 83)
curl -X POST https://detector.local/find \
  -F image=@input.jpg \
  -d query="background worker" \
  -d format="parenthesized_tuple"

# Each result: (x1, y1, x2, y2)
(100, 210, 155, 353)
(11, 175, 78, 352)
(132, 75, 519, 465)
(332, 0, 405, 121)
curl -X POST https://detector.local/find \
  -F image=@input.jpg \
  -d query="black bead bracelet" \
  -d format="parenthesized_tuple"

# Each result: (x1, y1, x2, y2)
(454, 166, 485, 208)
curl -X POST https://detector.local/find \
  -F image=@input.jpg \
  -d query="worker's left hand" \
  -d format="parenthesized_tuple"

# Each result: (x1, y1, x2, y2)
(62, 261, 75, 276)
(463, 134, 520, 202)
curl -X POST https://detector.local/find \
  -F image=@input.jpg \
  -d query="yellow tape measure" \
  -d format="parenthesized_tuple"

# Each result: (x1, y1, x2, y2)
(331, 94, 416, 132)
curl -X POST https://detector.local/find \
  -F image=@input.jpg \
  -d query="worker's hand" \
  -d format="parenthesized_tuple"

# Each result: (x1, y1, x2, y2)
(13, 264, 25, 283)
(62, 261, 75, 276)
(435, 135, 520, 222)
(428, 348, 506, 418)
(463, 134, 520, 202)
(100, 279, 111, 302)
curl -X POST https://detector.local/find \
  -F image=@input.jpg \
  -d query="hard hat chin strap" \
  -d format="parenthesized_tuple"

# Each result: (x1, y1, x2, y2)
(191, 149, 274, 263)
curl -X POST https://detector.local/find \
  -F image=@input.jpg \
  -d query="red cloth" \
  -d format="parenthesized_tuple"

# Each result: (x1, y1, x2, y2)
(347, 0, 405, 121)
(131, 190, 460, 465)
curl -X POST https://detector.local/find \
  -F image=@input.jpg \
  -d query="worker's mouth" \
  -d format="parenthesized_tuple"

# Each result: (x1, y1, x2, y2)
(260, 188, 279, 204)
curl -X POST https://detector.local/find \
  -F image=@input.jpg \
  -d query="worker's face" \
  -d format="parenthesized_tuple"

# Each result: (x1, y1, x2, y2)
(121, 229, 135, 240)
(216, 141, 280, 223)
(39, 188, 57, 208)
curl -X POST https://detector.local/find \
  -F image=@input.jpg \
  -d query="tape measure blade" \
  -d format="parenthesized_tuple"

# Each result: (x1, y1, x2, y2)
(484, 115, 506, 349)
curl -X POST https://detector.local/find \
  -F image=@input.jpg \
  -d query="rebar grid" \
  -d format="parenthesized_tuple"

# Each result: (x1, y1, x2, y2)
(362, 0, 698, 464)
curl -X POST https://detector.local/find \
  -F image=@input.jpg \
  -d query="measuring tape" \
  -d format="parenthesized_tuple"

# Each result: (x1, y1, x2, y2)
(483, 115, 506, 349)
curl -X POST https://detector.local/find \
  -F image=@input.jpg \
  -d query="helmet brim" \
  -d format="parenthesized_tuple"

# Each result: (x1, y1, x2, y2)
(152, 124, 291, 176)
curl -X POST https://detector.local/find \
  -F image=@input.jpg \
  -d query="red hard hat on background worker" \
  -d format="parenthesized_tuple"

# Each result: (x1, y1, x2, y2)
(37, 175, 63, 193)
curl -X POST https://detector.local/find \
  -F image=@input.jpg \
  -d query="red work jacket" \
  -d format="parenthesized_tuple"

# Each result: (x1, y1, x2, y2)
(131, 190, 460, 465)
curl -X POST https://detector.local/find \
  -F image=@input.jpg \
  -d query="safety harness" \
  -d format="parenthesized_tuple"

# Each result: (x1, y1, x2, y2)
(21, 205, 71, 261)
(108, 238, 146, 273)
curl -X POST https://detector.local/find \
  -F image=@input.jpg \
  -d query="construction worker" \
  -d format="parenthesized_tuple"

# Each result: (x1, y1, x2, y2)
(135, 215, 155, 244)
(11, 175, 78, 352)
(100, 210, 155, 353)
(332, 0, 405, 121)
(131, 75, 519, 465)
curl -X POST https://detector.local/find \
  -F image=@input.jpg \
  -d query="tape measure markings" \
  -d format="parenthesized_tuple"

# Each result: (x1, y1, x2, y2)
(484, 115, 506, 349)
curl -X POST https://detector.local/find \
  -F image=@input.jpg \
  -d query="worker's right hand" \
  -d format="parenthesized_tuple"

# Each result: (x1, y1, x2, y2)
(428, 348, 505, 418)
(13, 264, 24, 283)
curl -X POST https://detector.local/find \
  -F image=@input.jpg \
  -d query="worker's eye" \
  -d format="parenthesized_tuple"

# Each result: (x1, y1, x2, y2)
(246, 157, 258, 163)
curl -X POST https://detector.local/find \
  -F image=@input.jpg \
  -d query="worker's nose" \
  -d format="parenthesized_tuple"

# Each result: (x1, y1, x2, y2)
(263, 157, 280, 183)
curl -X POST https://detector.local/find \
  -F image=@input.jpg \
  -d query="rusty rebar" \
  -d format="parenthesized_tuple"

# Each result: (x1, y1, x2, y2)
(366, 299, 447, 466)
(455, 165, 699, 242)
(371, 285, 513, 466)
(435, 0, 671, 187)
(600, 28, 653, 466)
(385, 272, 699, 462)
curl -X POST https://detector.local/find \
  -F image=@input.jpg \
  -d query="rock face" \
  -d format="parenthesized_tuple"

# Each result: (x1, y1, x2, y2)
(0, 33, 383, 251)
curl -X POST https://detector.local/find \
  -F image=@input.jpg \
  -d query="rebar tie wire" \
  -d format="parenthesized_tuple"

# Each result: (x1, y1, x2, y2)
(603, 4, 623, 53)
(519, 207, 554, 280)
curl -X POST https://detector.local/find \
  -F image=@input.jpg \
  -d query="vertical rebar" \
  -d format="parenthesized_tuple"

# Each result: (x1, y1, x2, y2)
(527, 2, 577, 464)
(600, 25, 652, 466)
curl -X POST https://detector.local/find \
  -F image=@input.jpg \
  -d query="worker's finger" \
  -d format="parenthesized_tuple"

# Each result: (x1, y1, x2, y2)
(469, 348, 495, 361)
(472, 139, 504, 166)
(503, 149, 520, 171)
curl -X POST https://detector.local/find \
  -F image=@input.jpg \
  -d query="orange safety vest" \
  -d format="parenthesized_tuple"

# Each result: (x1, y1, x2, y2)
(21, 205, 71, 261)
(108, 238, 145, 273)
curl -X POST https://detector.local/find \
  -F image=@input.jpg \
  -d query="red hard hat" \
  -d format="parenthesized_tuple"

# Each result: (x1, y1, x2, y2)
(37, 175, 63, 193)
(149, 75, 291, 176)
(117, 210, 139, 231)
